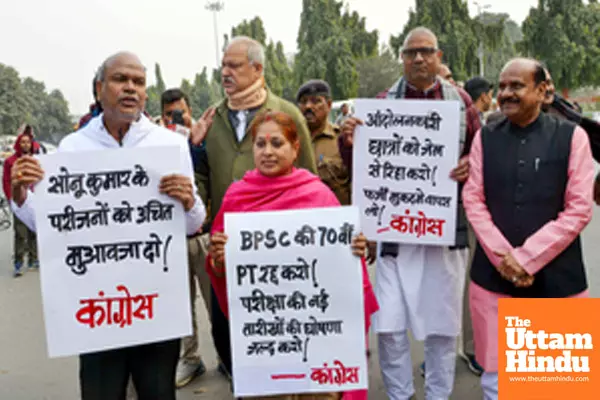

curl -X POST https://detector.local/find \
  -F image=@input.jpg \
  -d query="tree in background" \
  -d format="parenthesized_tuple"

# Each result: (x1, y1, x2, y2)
(40, 90, 72, 144)
(356, 47, 401, 98)
(294, 0, 378, 100)
(0, 65, 29, 136)
(479, 13, 523, 82)
(340, 6, 379, 59)
(154, 63, 166, 95)
(521, 0, 600, 94)
(0, 64, 71, 144)
(144, 62, 165, 117)
(190, 67, 213, 117)
(210, 67, 223, 104)
(145, 61, 223, 119)
(231, 16, 267, 44)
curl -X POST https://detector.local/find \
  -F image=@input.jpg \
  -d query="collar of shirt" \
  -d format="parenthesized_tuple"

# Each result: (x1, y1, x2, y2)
(405, 79, 442, 99)
(228, 107, 260, 131)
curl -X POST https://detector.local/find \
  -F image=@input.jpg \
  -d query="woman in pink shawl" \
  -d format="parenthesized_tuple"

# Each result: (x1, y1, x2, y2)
(207, 110, 378, 400)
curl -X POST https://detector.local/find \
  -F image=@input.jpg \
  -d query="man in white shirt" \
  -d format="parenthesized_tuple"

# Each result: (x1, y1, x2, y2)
(10, 51, 206, 400)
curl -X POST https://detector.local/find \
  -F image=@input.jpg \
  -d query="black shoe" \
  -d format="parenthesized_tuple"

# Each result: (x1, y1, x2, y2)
(463, 352, 484, 376)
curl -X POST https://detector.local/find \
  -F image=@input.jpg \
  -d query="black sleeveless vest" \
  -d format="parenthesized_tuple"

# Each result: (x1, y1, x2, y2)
(470, 114, 587, 298)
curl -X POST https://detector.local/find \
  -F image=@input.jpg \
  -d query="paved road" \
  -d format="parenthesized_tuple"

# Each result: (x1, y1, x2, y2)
(1, 205, 599, 400)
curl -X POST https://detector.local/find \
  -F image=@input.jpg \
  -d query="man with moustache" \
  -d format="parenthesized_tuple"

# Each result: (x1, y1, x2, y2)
(190, 36, 316, 379)
(10, 52, 206, 400)
(340, 27, 480, 400)
(463, 58, 593, 399)
(296, 80, 350, 205)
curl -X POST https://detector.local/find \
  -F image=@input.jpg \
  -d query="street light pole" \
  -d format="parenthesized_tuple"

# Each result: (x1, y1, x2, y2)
(474, 1, 491, 77)
(205, 1, 224, 68)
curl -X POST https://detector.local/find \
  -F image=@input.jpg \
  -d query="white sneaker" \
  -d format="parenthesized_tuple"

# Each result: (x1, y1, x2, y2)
(175, 359, 206, 388)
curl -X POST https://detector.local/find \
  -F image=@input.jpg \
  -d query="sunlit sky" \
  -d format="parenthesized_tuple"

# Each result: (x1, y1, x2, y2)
(0, 0, 537, 115)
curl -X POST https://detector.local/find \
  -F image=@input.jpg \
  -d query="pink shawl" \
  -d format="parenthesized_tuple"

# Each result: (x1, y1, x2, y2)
(208, 168, 378, 400)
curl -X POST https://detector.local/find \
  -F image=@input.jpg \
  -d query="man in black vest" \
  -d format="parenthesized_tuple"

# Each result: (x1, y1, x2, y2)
(463, 58, 594, 400)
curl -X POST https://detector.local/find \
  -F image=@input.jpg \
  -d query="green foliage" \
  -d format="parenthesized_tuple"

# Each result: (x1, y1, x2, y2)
(0, 64, 71, 144)
(521, 0, 600, 90)
(340, 8, 379, 59)
(0, 65, 30, 136)
(231, 17, 267, 44)
(480, 14, 523, 82)
(145, 62, 223, 119)
(154, 63, 166, 95)
(294, 0, 376, 100)
(190, 68, 213, 117)
(144, 63, 165, 117)
(356, 47, 402, 98)
(144, 87, 161, 118)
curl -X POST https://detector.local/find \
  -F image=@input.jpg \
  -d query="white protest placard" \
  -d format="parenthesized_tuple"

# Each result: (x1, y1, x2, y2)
(34, 146, 191, 358)
(352, 99, 460, 245)
(224, 206, 367, 397)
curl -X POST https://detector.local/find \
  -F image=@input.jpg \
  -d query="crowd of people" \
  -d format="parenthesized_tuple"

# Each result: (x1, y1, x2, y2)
(5, 24, 600, 400)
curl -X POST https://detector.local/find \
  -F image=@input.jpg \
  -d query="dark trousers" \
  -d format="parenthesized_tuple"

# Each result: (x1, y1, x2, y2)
(79, 339, 180, 400)
(13, 215, 37, 264)
(211, 286, 232, 375)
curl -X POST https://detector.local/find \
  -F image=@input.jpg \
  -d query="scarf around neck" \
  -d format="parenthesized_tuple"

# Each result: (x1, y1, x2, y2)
(227, 76, 268, 111)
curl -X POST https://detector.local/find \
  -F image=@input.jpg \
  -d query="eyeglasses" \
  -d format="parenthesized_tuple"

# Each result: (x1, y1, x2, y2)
(402, 47, 438, 59)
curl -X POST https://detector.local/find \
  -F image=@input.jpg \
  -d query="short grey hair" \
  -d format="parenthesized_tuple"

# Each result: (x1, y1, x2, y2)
(228, 36, 266, 74)
(402, 27, 439, 50)
(96, 51, 146, 82)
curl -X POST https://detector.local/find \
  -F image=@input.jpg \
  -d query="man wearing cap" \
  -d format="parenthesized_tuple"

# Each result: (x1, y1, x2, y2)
(296, 80, 350, 206)
(464, 77, 495, 124)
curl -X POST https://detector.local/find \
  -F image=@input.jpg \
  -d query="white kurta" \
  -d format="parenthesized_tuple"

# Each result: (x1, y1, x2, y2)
(10, 114, 206, 236)
(372, 242, 467, 340)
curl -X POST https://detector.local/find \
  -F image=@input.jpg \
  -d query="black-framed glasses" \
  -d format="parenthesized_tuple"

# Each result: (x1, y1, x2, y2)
(402, 47, 438, 59)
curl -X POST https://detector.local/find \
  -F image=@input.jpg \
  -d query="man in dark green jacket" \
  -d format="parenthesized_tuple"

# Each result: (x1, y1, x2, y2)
(189, 36, 316, 380)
